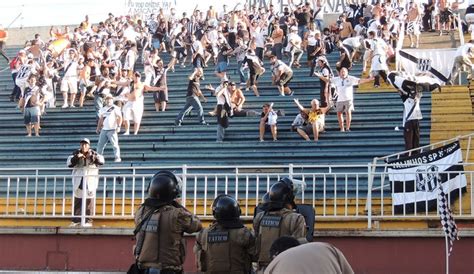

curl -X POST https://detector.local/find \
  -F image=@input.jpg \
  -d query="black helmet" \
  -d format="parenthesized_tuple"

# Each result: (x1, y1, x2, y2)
(261, 192, 271, 204)
(147, 170, 182, 202)
(212, 194, 241, 221)
(269, 177, 295, 205)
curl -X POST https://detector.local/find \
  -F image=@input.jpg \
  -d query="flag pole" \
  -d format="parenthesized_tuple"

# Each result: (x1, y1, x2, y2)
(444, 233, 449, 274)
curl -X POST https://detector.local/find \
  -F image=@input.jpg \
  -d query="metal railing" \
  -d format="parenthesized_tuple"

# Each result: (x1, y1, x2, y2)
(0, 162, 472, 228)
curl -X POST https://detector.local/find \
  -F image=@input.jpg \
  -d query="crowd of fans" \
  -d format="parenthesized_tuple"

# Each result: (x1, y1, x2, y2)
(3, 1, 467, 142)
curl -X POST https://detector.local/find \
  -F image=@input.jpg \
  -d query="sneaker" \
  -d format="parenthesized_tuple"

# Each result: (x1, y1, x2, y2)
(208, 111, 216, 116)
(175, 121, 182, 127)
(180, 64, 186, 68)
(114, 158, 122, 163)
(69, 222, 80, 227)
(123, 131, 130, 135)
(69, 105, 75, 108)
(82, 222, 93, 228)
(200, 121, 208, 125)
(61, 104, 69, 109)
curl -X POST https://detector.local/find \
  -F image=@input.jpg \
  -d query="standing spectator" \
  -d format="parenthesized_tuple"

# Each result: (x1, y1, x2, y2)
(335, 41, 352, 72)
(20, 75, 43, 137)
(367, 31, 389, 88)
(175, 71, 208, 126)
(423, 0, 435, 32)
(61, 49, 80, 108)
(133, 170, 202, 273)
(9, 50, 26, 102)
(293, 98, 327, 141)
(67, 138, 104, 227)
(123, 43, 138, 71)
(449, 43, 474, 85)
(286, 26, 303, 68)
(304, 24, 320, 67)
(313, 0, 325, 30)
(294, 3, 312, 39)
(331, 68, 373, 132)
(406, 1, 421, 48)
(191, 34, 205, 77)
(271, 23, 284, 60)
(151, 58, 170, 112)
(264, 242, 354, 274)
(96, 94, 122, 163)
(214, 82, 232, 142)
(16, 54, 39, 107)
(270, 55, 294, 96)
(215, 37, 233, 82)
(194, 194, 255, 273)
(259, 103, 278, 142)
(314, 56, 333, 108)
(233, 37, 248, 85)
(307, 29, 325, 76)
(118, 72, 161, 135)
(243, 49, 265, 96)
(339, 14, 355, 40)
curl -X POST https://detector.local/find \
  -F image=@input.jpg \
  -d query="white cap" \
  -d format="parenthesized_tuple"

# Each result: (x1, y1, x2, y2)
(27, 53, 34, 59)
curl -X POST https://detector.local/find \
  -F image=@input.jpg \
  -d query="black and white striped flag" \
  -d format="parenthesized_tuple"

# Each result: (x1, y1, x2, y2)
(438, 184, 459, 256)
(387, 141, 467, 214)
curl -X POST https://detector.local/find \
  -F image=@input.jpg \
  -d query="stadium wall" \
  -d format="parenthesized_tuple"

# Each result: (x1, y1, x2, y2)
(0, 228, 473, 273)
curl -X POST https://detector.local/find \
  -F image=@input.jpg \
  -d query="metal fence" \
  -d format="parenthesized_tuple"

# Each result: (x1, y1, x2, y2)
(0, 163, 472, 228)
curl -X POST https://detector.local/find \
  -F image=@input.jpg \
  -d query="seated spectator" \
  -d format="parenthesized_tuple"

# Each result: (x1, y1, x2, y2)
(228, 82, 259, 117)
(293, 98, 327, 141)
(291, 110, 309, 132)
(259, 103, 278, 142)
(264, 242, 354, 274)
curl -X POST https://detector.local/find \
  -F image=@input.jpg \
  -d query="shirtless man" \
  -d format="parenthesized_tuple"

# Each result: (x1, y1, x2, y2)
(114, 72, 161, 135)
(407, 2, 421, 48)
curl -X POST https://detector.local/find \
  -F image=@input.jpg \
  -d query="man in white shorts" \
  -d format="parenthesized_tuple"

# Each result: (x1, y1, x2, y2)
(61, 49, 80, 108)
(115, 72, 161, 135)
(331, 68, 373, 132)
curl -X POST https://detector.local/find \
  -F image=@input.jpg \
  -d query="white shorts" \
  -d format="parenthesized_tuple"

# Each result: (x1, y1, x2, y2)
(123, 100, 144, 123)
(61, 77, 78, 94)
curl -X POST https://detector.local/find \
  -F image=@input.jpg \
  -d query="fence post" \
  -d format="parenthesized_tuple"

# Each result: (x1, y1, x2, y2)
(181, 164, 187, 208)
(366, 163, 373, 229)
(81, 174, 87, 227)
(289, 164, 294, 179)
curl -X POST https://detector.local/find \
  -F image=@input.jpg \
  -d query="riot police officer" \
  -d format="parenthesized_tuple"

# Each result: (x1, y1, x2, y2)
(133, 170, 202, 274)
(253, 177, 307, 272)
(194, 194, 255, 274)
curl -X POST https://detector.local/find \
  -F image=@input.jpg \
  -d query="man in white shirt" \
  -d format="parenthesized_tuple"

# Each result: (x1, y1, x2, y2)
(61, 49, 80, 108)
(287, 26, 303, 68)
(449, 43, 474, 84)
(96, 94, 122, 162)
(270, 55, 293, 96)
(331, 68, 373, 132)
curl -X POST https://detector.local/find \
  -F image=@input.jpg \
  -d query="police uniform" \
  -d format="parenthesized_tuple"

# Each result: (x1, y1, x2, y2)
(253, 208, 307, 271)
(194, 221, 255, 274)
(134, 202, 201, 273)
